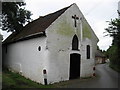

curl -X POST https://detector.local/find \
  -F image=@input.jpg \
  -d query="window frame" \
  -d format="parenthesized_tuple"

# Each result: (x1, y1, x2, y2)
(72, 35, 79, 50)
(86, 45, 90, 59)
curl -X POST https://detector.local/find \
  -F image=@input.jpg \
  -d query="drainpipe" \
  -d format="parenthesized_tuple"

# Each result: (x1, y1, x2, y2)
(80, 17, 83, 42)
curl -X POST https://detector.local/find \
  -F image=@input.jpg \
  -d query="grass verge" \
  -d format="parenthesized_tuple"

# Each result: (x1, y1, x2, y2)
(109, 64, 120, 73)
(2, 69, 54, 89)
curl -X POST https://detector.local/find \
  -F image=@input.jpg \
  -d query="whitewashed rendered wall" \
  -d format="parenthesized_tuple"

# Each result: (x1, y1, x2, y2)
(3, 36, 47, 84)
(95, 57, 103, 64)
(0, 34, 2, 90)
(46, 4, 81, 84)
(80, 38, 94, 77)
(0, 34, 2, 72)
(45, 3, 98, 84)
(2, 3, 98, 85)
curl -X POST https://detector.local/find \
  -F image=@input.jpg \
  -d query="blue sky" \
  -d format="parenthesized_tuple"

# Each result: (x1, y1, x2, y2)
(0, 0, 119, 50)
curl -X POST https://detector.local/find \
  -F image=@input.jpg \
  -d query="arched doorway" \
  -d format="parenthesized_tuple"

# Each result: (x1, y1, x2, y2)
(69, 53, 81, 79)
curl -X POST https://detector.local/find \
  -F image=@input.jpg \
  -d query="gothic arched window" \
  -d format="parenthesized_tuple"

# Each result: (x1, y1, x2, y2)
(72, 35, 79, 50)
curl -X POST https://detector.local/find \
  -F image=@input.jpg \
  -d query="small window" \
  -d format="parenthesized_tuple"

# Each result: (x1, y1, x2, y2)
(38, 46, 41, 51)
(86, 45, 90, 59)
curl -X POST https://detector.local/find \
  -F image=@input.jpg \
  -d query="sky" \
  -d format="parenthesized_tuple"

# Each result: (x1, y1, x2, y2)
(0, 0, 119, 50)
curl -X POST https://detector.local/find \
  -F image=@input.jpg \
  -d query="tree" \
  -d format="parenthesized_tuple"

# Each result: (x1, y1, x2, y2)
(105, 18, 120, 45)
(1, 2, 32, 32)
(105, 18, 120, 72)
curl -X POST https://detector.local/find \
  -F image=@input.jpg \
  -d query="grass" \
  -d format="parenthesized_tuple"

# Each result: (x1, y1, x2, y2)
(109, 64, 120, 73)
(0, 73, 1, 90)
(2, 69, 54, 89)
(2, 69, 98, 89)
(0, 73, 2, 81)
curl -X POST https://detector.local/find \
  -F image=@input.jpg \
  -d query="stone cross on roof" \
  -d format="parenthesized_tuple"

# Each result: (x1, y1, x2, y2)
(72, 15, 79, 27)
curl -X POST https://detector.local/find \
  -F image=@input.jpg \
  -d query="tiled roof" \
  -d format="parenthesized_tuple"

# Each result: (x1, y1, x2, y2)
(95, 50, 105, 57)
(3, 4, 73, 44)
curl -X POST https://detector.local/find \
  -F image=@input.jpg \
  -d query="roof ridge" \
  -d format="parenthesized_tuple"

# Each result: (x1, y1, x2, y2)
(23, 3, 72, 32)
(3, 3, 74, 44)
(39, 3, 74, 18)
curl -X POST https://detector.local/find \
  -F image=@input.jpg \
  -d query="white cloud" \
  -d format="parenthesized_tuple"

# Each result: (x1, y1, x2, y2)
(91, 21, 113, 50)
(97, 36, 113, 51)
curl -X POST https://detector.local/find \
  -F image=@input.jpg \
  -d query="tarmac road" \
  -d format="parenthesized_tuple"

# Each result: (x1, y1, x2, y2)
(54, 63, 119, 88)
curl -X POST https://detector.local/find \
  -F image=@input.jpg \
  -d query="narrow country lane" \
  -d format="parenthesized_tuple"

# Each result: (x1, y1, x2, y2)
(54, 63, 119, 88)
(94, 63, 119, 88)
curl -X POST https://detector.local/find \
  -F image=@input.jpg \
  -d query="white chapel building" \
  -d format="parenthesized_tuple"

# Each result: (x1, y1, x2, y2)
(3, 3, 99, 84)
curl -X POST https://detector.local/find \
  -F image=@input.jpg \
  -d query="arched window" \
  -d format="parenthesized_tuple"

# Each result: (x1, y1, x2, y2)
(72, 35, 79, 50)
(86, 45, 90, 59)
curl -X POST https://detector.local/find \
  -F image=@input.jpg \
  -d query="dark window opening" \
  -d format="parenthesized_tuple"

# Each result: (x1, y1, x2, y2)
(38, 46, 41, 51)
(86, 45, 90, 59)
(72, 35, 79, 50)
